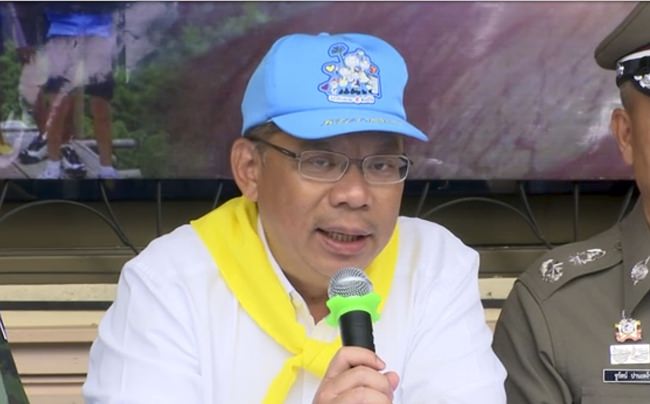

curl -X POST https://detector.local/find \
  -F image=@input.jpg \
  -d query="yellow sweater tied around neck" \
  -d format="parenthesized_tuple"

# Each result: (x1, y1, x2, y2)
(191, 196, 399, 403)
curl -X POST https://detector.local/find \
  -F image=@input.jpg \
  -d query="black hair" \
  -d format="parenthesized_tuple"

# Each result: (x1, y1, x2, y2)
(244, 122, 282, 139)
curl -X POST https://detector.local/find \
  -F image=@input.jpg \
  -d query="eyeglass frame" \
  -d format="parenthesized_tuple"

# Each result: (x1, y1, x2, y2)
(247, 136, 412, 184)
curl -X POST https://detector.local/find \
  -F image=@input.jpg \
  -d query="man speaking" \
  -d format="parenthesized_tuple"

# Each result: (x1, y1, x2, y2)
(83, 32, 505, 403)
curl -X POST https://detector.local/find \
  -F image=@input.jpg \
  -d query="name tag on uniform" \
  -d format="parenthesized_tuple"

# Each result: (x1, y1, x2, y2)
(603, 369, 650, 383)
(610, 344, 650, 365)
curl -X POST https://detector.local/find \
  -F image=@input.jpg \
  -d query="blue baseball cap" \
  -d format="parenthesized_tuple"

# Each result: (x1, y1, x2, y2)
(241, 32, 428, 141)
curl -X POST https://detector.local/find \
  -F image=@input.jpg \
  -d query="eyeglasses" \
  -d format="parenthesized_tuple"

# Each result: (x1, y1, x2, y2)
(249, 137, 411, 184)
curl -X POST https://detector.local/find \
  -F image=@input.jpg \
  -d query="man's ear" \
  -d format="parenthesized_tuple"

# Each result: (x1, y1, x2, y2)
(231, 138, 262, 201)
(610, 107, 634, 166)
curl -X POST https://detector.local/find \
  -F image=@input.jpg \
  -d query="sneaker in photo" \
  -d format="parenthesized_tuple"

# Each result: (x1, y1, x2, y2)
(18, 134, 47, 164)
(60, 145, 87, 179)
(98, 165, 119, 179)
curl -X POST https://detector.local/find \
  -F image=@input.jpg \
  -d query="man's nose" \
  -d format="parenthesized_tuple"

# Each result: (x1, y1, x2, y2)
(327, 163, 372, 209)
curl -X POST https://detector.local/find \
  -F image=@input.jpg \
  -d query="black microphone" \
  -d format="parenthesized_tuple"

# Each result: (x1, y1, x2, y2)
(325, 267, 381, 352)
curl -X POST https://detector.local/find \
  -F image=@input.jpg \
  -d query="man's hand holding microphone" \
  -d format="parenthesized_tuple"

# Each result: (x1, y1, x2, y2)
(313, 268, 399, 404)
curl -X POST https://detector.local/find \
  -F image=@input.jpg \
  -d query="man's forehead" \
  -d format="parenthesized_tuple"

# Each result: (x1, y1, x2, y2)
(293, 132, 403, 149)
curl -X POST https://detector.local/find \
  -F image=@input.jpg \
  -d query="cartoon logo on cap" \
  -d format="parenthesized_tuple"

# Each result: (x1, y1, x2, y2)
(319, 43, 381, 104)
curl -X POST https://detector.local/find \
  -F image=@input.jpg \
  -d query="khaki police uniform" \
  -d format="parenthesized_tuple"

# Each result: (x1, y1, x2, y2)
(493, 201, 650, 403)
(0, 313, 29, 404)
(494, 3, 650, 402)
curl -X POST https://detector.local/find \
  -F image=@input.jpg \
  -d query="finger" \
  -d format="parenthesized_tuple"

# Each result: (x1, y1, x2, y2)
(334, 385, 394, 404)
(323, 346, 384, 379)
(385, 370, 400, 391)
(324, 365, 396, 399)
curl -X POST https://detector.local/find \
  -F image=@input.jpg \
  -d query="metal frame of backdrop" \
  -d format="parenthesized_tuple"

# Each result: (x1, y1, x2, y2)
(0, 178, 639, 253)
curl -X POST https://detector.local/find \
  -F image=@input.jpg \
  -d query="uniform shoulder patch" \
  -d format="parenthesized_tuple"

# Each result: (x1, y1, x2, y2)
(519, 226, 622, 301)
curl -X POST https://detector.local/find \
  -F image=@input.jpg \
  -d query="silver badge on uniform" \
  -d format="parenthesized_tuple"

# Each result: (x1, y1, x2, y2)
(568, 248, 606, 266)
(540, 259, 564, 282)
(630, 256, 650, 286)
(615, 311, 643, 343)
(610, 344, 650, 365)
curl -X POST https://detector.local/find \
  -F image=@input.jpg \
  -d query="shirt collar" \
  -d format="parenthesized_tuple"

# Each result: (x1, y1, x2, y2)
(256, 218, 342, 333)
(257, 217, 298, 297)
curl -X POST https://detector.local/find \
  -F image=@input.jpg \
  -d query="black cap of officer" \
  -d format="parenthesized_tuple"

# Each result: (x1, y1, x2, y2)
(594, 3, 650, 94)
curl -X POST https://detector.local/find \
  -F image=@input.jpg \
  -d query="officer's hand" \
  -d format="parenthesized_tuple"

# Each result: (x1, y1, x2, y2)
(313, 346, 399, 404)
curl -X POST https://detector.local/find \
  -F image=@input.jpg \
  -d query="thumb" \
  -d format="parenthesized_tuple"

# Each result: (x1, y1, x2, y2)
(385, 371, 400, 391)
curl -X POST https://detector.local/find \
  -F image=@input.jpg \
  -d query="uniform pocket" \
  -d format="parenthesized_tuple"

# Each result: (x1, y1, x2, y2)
(581, 385, 650, 404)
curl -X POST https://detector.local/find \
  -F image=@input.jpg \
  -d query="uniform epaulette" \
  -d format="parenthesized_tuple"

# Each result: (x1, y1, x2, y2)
(0, 337, 30, 403)
(519, 225, 623, 301)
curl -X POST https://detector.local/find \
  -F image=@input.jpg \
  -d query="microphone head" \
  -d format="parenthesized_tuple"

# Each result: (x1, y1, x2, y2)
(328, 267, 373, 298)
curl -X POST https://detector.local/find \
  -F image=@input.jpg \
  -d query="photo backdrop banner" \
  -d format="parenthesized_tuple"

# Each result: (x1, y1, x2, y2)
(0, 2, 636, 180)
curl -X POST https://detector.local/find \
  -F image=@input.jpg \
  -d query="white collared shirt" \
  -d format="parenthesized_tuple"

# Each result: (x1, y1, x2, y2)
(83, 216, 506, 403)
